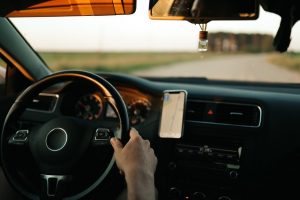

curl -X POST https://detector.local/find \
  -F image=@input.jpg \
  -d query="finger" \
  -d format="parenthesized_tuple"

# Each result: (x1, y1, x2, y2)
(130, 128, 140, 139)
(110, 137, 123, 154)
(144, 139, 150, 148)
(149, 147, 155, 155)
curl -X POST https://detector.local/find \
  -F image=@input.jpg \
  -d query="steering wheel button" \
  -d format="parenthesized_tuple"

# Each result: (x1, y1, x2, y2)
(218, 196, 232, 200)
(95, 128, 110, 140)
(9, 130, 29, 144)
(93, 128, 112, 146)
(15, 130, 29, 139)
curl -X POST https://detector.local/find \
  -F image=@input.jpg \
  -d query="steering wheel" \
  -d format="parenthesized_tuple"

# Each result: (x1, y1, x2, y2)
(1, 71, 130, 199)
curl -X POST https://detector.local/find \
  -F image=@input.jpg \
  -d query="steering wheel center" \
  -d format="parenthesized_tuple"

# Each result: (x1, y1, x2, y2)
(46, 128, 68, 152)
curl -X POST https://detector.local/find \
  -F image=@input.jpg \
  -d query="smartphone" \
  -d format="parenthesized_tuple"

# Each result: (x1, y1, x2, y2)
(159, 90, 187, 139)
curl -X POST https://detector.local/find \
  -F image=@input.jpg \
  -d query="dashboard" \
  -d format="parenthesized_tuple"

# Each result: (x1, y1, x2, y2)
(18, 73, 300, 200)
(25, 81, 160, 128)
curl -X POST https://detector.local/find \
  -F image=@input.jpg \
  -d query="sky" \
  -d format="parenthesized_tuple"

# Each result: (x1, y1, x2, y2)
(11, 1, 300, 52)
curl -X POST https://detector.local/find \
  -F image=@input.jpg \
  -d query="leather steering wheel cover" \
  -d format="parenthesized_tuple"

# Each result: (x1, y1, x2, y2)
(1, 71, 130, 199)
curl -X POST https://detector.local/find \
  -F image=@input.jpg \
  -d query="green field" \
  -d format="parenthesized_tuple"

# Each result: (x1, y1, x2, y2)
(268, 52, 300, 72)
(4, 52, 300, 75)
(39, 52, 215, 73)
(0, 58, 6, 67)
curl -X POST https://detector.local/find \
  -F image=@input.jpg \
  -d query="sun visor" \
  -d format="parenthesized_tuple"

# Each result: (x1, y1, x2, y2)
(0, 0, 136, 17)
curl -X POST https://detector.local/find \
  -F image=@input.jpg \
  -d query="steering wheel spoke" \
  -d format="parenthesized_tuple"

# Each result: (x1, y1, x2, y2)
(40, 174, 72, 199)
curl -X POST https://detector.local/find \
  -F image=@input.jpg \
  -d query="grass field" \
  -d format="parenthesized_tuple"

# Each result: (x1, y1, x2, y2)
(4, 52, 300, 75)
(39, 52, 215, 73)
(268, 52, 300, 72)
(0, 58, 6, 67)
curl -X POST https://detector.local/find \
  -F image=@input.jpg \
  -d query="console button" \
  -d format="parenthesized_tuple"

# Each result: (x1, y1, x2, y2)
(218, 196, 232, 200)
(177, 148, 185, 153)
(168, 162, 177, 170)
(229, 170, 239, 179)
(187, 149, 194, 154)
(203, 104, 217, 122)
(168, 187, 181, 200)
(192, 192, 206, 200)
(217, 153, 225, 159)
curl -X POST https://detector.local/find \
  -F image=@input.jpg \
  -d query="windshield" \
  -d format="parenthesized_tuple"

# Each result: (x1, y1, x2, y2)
(11, 1, 300, 83)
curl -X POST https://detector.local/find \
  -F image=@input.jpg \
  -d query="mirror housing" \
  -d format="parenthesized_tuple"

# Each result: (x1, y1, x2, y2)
(149, 0, 259, 23)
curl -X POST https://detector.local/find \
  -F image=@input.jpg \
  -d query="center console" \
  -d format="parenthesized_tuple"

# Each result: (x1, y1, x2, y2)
(157, 100, 262, 200)
(164, 141, 242, 200)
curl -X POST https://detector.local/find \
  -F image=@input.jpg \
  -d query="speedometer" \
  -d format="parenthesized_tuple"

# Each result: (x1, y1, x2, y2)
(128, 99, 151, 125)
(75, 93, 103, 120)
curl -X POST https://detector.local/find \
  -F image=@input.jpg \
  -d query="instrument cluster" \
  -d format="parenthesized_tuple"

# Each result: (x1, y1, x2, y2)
(69, 87, 153, 126)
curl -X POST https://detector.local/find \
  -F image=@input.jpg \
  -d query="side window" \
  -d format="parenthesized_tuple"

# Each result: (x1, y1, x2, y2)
(0, 57, 6, 84)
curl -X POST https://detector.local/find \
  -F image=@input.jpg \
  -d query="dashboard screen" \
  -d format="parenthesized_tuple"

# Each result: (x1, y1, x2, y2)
(159, 90, 187, 138)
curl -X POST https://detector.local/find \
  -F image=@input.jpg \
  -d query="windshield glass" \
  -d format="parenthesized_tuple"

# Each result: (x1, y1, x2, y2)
(11, 1, 300, 83)
(0, 58, 6, 84)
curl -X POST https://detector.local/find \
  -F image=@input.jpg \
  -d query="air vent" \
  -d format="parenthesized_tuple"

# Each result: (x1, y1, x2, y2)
(186, 101, 207, 122)
(186, 100, 262, 128)
(27, 93, 58, 112)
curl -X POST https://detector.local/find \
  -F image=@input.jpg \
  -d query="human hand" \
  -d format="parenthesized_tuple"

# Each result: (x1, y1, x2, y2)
(111, 128, 157, 200)
(110, 128, 157, 179)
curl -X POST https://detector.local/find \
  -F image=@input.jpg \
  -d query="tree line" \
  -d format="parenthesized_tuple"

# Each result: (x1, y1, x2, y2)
(208, 32, 274, 52)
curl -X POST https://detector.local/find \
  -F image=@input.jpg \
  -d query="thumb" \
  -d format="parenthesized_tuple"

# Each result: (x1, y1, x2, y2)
(110, 137, 123, 154)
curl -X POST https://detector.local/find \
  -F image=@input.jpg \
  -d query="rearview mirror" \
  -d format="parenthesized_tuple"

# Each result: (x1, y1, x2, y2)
(1, 0, 136, 17)
(149, 0, 259, 23)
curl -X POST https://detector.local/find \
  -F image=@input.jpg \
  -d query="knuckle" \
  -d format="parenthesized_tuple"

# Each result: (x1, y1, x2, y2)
(150, 148, 156, 156)
(132, 135, 141, 142)
(144, 139, 150, 146)
(130, 128, 139, 135)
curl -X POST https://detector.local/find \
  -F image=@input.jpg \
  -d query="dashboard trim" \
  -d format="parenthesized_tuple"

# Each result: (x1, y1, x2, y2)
(26, 93, 59, 113)
(186, 99, 263, 128)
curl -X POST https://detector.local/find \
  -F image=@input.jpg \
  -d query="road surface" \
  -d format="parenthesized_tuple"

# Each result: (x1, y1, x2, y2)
(134, 54, 300, 83)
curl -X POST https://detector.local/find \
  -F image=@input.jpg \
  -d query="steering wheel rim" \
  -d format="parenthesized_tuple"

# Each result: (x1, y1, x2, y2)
(1, 71, 130, 199)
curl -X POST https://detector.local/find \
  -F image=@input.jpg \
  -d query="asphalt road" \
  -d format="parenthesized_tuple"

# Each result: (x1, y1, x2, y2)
(134, 54, 300, 83)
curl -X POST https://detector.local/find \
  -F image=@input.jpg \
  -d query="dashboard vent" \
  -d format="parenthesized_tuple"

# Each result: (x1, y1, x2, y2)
(186, 100, 262, 128)
(27, 94, 58, 112)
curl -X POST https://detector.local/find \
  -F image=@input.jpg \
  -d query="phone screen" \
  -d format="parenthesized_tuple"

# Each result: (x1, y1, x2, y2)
(159, 91, 187, 138)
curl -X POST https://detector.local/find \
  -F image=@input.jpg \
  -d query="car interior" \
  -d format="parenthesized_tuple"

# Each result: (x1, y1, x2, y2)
(1, 0, 300, 200)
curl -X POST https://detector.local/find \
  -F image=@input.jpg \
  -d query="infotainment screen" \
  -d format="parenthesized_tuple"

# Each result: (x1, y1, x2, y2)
(159, 90, 187, 139)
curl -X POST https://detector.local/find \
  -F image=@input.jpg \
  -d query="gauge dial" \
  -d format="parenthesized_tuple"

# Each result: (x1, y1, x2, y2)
(128, 99, 151, 125)
(75, 93, 103, 120)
